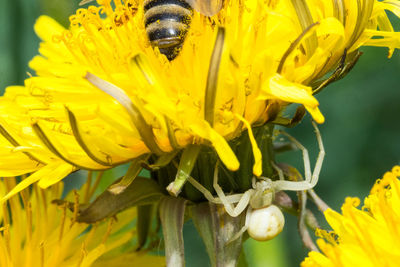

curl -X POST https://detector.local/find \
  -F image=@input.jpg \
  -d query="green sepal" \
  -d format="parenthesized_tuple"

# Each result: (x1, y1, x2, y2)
(159, 196, 187, 267)
(76, 177, 163, 223)
(271, 105, 306, 128)
(192, 202, 245, 267)
(167, 145, 201, 196)
(312, 49, 363, 94)
(141, 151, 180, 171)
(108, 155, 149, 194)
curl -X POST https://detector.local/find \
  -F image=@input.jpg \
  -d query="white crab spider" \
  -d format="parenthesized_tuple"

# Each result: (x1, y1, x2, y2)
(187, 121, 325, 241)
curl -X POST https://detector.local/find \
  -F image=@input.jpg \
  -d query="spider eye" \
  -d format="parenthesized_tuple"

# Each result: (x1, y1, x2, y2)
(247, 205, 284, 241)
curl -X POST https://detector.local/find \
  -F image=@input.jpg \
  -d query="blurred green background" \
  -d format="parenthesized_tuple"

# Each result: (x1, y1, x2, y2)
(0, 0, 399, 266)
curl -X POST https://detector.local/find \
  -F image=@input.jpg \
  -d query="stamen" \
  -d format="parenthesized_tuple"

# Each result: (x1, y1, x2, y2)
(85, 72, 164, 155)
(40, 188, 48, 218)
(204, 27, 225, 126)
(40, 242, 45, 267)
(31, 122, 108, 171)
(77, 243, 87, 267)
(3, 225, 11, 260)
(58, 203, 67, 243)
(2, 201, 9, 225)
(277, 22, 319, 74)
(84, 223, 97, 247)
(71, 190, 80, 227)
(20, 191, 33, 243)
(4, 178, 24, 229)
(102, 218, 115, 244)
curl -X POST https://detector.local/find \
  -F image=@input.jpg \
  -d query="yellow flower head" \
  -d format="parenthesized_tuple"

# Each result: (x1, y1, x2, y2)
(302, 165, 400, 267)
(0, 176, 164, 267)
(1, 0, 400, 199)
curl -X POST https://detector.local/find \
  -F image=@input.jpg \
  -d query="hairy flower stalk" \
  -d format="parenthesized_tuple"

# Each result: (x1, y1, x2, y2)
(1, 0, 400, 265)
(302, 166, 400, 267)
(0, 175, 164, 267)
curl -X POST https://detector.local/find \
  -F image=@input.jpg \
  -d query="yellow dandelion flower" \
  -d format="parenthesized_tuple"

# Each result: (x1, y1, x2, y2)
(0, 176, 164, 267)
(1, 0, 400, 199)
(302, 165, 400, 267)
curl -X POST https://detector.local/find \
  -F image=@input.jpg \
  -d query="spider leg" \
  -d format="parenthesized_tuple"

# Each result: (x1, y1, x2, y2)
(271, 161, 285, 181)
(273, 122, 325, 191)
(226, 207, 252, 244)
(271, 163, 313, 191)
(252, 176, 257, 188)
(187, 176, 243, 204)
(297, 190, 318, 251)
(279, 131, 311, 183)
(310, 121, 325, 189)
(213, 163, 253, 217)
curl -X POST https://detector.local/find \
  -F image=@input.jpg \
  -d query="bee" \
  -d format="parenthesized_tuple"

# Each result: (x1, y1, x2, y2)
(80, 0, 224, 60)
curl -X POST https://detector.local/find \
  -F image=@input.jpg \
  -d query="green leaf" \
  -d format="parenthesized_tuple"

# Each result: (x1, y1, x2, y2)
(77, 177, 163, 223)
(159, 196, 187, 267)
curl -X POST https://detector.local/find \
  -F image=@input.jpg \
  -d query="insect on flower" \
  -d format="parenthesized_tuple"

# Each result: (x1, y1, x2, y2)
(80, 0, 224, 60)
(187, 122, 325, 242)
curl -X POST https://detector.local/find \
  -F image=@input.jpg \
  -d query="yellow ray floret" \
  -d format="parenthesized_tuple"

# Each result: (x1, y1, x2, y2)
(0, 177, 165, 267)
(302, 166, 400, 267)
(1, 0, 400, 199)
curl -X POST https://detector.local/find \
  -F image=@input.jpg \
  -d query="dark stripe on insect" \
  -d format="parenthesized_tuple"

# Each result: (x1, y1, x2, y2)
(147, 26, 187, 43)
(143, 0, 191, 12)
(145, 12, 191, 26)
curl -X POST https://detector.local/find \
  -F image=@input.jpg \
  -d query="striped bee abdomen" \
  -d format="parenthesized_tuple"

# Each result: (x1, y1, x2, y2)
(144, 0, 193, 60)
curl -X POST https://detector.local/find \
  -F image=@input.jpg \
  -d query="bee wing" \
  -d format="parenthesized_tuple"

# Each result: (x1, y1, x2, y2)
(79, 0, 95, 6)
(185, 0, 224, 16)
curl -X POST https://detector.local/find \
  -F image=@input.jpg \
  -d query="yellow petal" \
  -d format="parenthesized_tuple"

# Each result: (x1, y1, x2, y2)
(0, 161, 73, 203)
(235, 113, 262, 176)
(190, 121, 239, 171)
(262, 74, 318, 108)
(34, 16, 66, 42)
